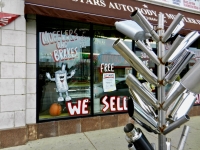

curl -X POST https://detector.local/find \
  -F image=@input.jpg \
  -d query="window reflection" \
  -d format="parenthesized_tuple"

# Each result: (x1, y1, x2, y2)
(93, 25, 131, 114)
(38, 17, 91, 120)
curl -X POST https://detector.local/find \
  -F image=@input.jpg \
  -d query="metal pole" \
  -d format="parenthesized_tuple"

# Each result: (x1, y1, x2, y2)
(157, 13, 167, 150)
(177, 125, 190, 150)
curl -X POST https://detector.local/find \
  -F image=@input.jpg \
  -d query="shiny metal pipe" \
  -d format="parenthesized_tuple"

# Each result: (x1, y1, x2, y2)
(169, 92, 196, 121)
(134, 101, 159, 132)
(164, 49, 195, 83)
(163, 115, 190, 135)
(129, 105, 159, 134)
(113, 39, 159, 86)
(174, 51, 194, 73)
(162, 35, 184, 64)
(167, 92, 188, 119)
(124, 124, 155, 150)
(177, 125, 190, 150)
(162, 84, 185, 110)
(157, 13, 166, 150)
(129, 88, 152, 114)
(166, 81, 181, 99)
(142, 82, 153, 92)
(170, 21, 184, 38)
(162, 13, 184, 42)
(130, 10, 159, 42)
(124, 123, 141, 141)
(126, 74, 159, 109)
(132, 116, 159, 134)
(136, 40, 160, 65)
(151, 143, 156, 150)
(115, 20, 149, 41)
(181, 60, 200, 94)
(128, 143, 136, 150)
(129, 88, 157, 118)
(168, 31, 200, 61)
(166, 138, 171, 150)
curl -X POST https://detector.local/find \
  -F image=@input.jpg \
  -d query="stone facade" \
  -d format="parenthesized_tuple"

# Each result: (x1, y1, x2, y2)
(0, 0, 29, 130)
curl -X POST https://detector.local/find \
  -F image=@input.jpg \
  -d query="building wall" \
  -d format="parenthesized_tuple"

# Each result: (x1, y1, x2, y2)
(26, 14, 37, 124)
(0, 0, 36, 130)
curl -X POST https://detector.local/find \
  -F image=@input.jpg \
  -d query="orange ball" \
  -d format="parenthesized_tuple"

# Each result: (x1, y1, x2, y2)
(49, 103, 62, 116)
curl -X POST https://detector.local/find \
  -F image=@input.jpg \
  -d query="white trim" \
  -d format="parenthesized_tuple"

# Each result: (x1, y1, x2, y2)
(25, 2, 125, 21)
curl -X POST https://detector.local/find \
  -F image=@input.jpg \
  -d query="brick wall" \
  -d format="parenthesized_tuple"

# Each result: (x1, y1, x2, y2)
(0, 114, 132, 148)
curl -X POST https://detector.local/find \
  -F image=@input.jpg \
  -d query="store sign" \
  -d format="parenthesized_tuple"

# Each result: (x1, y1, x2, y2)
(154, 0, 200, 11)
(71, 0, 200, 27)
(25, 0, 200, 34)
(0, 12, 19, 27)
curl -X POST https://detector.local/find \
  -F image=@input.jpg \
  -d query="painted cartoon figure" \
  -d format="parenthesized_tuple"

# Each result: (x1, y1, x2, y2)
(46, 64, 76, 102)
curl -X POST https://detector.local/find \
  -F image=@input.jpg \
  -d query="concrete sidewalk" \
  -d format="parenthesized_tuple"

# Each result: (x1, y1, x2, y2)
(2, 116, 200, 150)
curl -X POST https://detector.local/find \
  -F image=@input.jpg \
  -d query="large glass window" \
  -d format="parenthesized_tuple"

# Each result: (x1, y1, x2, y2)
(92, 25, 132, 114)
(37, 16, 162, 121)
(37, 16, 91, 120)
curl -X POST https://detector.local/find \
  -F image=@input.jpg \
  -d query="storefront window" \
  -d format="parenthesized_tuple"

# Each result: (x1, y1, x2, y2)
(37, 16, 161, 120)
(37, 16, 91, 120)
(92, 25, 132, 114)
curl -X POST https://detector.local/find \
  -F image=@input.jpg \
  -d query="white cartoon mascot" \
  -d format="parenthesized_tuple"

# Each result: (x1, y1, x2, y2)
(46, 64, 76, 102)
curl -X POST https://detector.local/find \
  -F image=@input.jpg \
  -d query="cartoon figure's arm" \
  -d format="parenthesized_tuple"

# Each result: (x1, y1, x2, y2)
(46, 72, 55, 81)
(67, 69, 76, 79)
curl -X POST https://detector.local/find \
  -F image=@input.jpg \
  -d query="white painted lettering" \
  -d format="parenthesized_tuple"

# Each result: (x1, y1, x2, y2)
(67, 100, 82, 115)
(101, 96, 128, 112)
(127, 5, 134, 12)
(86, 0, 93, 5)
(110, 96, 116, 111)
(116, 97, 123, 111)
(100, 63, 114, 73)
(102, 96, 109, 112)
(120, 4, 127, 11)
(100, 0, 106, 7)
(53, 50, 60, 62)
(165, 13, 175, 19)
(123, 97, 128, 110)
(82, 99, 89, 114)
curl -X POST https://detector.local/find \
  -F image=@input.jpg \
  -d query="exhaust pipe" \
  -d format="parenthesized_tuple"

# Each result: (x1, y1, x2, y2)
(168, 92, 196, 121)
(136, 40, 160, 65)
(163, 115, 190, 135)
(163, 60, 200, 110)
(164, 49, 195, 83)
(124, 123, 154, 150)
(162, 83, 185, 110)
(129, 88, 157, 118)
(126, 74, 159, 109)
(162, 35, 184, 64)
(133, 101, 159, 132)
(177, 125, 190, 150)
(128, 98, 160, 134)
(113, 39, 159, 86)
